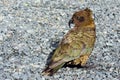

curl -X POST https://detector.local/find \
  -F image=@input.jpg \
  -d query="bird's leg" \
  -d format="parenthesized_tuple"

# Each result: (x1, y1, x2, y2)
(73, 54, 90, 66)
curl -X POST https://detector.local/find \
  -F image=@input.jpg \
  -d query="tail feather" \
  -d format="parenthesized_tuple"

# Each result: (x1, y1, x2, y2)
(42, 63, 65, 76)
(42, 67, 55, 76)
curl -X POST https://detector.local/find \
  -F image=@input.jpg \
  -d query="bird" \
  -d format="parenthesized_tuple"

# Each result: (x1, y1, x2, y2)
(42, 8, 96, 76)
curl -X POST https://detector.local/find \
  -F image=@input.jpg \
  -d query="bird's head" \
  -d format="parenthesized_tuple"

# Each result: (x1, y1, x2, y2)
(69, 8, 94, 28)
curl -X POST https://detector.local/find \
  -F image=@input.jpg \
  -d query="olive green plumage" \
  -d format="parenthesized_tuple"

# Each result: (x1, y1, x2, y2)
(42, 8, 96, 76)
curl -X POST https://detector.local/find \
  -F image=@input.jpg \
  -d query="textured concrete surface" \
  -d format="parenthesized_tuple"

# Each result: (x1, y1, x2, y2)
(0, 0, 120, 80)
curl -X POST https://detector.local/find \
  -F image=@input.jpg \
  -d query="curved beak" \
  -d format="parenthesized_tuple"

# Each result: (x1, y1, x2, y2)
(68, 19, 74, 28)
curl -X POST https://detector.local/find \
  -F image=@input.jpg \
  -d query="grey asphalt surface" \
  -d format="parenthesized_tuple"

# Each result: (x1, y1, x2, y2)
(0, 0, 120, 80)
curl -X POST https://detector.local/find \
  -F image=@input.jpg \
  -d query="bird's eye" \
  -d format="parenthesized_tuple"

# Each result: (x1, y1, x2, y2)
(77, 16, 85, 22)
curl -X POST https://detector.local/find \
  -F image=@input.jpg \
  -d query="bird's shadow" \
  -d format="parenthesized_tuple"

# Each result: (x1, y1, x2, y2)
(45, 40, 59, 66)
(45, 49, 55, 66)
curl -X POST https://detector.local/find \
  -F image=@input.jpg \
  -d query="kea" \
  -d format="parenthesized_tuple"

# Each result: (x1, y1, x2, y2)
(42, 8, 96, 76)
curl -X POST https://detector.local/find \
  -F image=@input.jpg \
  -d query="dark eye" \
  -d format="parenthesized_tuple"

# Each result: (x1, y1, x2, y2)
(77, 16, 85, 22)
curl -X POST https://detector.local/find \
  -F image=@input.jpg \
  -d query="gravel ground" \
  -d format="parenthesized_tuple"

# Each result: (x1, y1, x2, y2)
(0, 0, 120, 80)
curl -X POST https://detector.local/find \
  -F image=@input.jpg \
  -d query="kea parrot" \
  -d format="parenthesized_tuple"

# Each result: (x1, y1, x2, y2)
(42, 8, 96, 76)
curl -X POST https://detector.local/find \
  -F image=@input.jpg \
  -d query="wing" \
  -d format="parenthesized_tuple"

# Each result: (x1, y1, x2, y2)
(49, 29, 85, 68)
